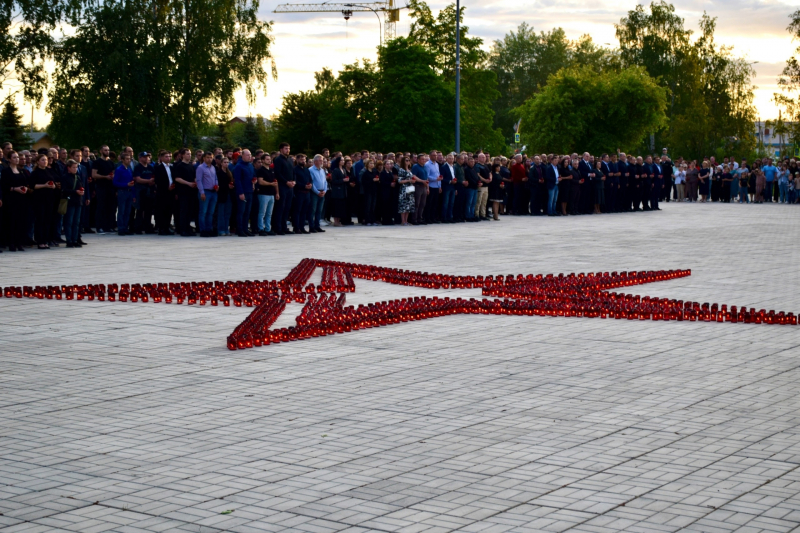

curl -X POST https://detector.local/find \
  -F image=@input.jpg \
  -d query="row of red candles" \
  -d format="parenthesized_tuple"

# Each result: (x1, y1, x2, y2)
(319, 266, 356, 293)
(226, 289, 798, 350)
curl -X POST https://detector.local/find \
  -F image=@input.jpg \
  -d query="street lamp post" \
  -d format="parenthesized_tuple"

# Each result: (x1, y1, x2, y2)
(455, 0, 460, 153)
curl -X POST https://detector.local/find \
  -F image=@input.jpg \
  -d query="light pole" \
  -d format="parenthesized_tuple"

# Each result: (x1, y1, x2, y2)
(344, 3, 382, 48)
(455, 0, 460, 153)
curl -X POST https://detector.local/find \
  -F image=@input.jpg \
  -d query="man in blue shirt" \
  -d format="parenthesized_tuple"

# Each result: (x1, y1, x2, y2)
(411, 154, 429, 225)
(112, 152, 136, 236)
(762, 159, 777, 203)
(233, 149, 255, 237)
(424, 150, 442, 223)
(308, 154, 328, 233)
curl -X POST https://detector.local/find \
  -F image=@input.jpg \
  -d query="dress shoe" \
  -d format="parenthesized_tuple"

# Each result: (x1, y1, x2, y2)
(237, 232, 249, 237)
(308, 228, 318, 233)
(315, 227, 325, 232)
(244, 230, 255, 236)
(78, 239, 88, 245)
(83, 228, 96, 234)
(275, 231, 285, 236)
(258, 230, 268, 236)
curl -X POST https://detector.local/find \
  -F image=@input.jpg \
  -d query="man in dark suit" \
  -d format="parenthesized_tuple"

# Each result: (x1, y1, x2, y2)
(527, 155, 544, 215)
(153, 150, 175, 235)
(650, 155, 663, 210)
(439, 153, 457, 223)
(272, 142, 295, 235)
(578, 153, 595, 214)
(641, 155, 654, 211)
(545, 154, 560, 216)
(617, 153, 629, 212)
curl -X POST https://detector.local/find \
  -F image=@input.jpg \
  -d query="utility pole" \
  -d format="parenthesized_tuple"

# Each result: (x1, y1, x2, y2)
(455, 0, 460, 153)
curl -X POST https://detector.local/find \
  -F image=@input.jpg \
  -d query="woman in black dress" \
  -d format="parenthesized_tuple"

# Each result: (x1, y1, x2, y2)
(30, 153, 57, 249)
(698, 161, 710, 202)
(558, 156, 572, 216)
(379, 159, 396, 226)
(329, 157, 348, 226)
(488, 162, 504, 220)
(0, 151, 30, 251)
(361, 158, 379, 226)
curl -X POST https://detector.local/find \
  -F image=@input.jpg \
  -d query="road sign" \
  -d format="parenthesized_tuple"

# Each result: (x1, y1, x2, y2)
(515, 133, 520, 143)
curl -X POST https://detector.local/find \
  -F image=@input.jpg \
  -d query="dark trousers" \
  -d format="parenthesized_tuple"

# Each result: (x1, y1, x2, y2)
(275, 186, 294, 231)
(293, 191, 310, 230)
(606, 183, 618, 213)
(5, 200, 27, 248)
(454, 188, 466, 221)
(95, 184, 115, 231)
(528, 185, 542, 215)
(134, 191, 155, 232)
(34, 196, 53, 245)
(441, 188, 456, 221)
(641, 178, 651, 209)
(650, 178, 661, 210)
(237, 192, 252, 234)
(413, 187, 427, 224)
(179, 193, 195, 235)
(364, 192, 378, 224)
(513, 183, 526, 214)
(155, 193, 173, 233)
(425, 187, 440, 223)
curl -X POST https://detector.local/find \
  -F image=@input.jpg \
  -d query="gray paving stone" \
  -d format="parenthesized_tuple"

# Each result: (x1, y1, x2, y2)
(3, 203, 800, 532)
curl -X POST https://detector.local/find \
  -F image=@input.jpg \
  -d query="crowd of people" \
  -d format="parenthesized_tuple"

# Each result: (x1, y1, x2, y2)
(0, 140, 795, 252)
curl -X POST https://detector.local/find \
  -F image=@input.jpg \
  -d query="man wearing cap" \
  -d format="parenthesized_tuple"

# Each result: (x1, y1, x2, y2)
(133, 152, 156, 234)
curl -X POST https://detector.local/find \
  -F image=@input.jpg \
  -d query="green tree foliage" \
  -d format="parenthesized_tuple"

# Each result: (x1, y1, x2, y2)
(0, 0, 77, 106)
(374, 38, 452, 152)
(774, 10, 800, 150)
(616, 2, 756, 158)
(0, 101, 31, 149)
(514, 66, 667, 154)
(48, 0, 275, 150)
(488, 24, 619, 141)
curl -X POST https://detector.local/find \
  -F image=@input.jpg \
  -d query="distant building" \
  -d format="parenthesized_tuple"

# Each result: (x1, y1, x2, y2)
(755, 121, 798, 157)
(29, 132, 53, 151)
(228, 116, 272, 128)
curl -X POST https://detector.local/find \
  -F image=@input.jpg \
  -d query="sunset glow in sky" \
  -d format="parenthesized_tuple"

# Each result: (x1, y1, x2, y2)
(18, 0, 800, 129)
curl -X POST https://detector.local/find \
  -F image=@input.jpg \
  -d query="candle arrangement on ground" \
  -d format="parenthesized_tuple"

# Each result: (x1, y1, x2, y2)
(3, 259, 796, 351)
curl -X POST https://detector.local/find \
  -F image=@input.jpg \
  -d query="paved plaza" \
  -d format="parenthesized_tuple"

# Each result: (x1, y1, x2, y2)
(2, 202, 800, 533)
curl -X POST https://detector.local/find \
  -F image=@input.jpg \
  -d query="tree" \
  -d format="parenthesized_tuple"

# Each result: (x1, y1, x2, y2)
(406, 0, 503, 153)
(0, 0, 75, 107)
(375, 38, 452, 152)
(774, 10, 800, 151)
(488, 24, 619, 142)
(514, 66, 667, 154)
(406, 0, 485, 77)
(616, 1, 756, 158)
(0, 101, 30, 148)
(48, 0, 275, 150)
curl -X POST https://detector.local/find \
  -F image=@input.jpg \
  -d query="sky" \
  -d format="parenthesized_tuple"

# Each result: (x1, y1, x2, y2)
(15, 0, 800, 129)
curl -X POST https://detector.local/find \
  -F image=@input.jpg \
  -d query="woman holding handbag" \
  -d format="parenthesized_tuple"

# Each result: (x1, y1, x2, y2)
(395, 156, 415, 226)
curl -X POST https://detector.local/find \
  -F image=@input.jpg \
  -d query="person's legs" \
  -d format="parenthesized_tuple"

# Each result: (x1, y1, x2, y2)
(413, 188, 425, 224)
(237, 193, 250, 235)
(780, 182, 789, 203)
(64, 205, 76, 244)
(293, 193, 310, 232)
(309, 194, 321, 229)
(547, 187, 556, 215)
(465, 189, 476, 220)
(257, 195, 269, 231)
(441, 189, 453, 221)
(426, 187, 440, 223)
(264, 195, 275, 232)
(477, 188, 488, 218)
(217, 197, 229, 235)
(197, 192, 210, 234)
